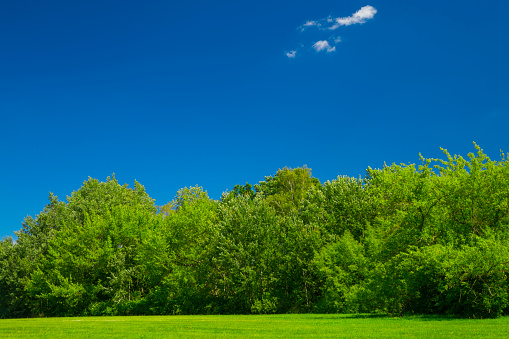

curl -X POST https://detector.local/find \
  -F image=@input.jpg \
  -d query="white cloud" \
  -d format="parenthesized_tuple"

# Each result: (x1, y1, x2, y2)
(313, 40, 335, 53)
(288, 5, 376, 58)
(299, 20, 321, 31)
(300, 5, 377, 31)
(304, 20, 319, 27)
(286, 50, 297, 58)
(330, 5, 377, 29)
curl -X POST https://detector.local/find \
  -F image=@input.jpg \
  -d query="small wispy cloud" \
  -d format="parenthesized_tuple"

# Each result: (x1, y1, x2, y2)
(301, 20, 320, 31)
(329, 5, 377, 29)
(313, 40, 335, 53)
(286, 5, 377, 58)
(300, 5, 377, 32)
(286, 50, 297, 58)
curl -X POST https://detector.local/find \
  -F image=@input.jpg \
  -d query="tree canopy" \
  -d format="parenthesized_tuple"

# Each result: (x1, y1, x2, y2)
(1, 144, 508, 318)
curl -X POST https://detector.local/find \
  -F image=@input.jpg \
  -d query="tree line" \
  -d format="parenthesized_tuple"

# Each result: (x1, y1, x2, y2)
(1, 143, 508, 318)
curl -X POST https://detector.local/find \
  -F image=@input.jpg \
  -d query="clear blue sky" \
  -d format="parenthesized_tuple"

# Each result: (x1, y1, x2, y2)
(1, 0, 508, 239)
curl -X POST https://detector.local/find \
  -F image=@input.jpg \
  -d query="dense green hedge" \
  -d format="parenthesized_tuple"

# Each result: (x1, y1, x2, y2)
(1, 143, 508, 318)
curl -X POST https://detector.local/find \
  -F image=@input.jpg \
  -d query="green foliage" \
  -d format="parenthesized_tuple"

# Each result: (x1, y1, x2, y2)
(301, 176, 376, 239)
(367, 143, 509, 256)
(139, 186, 218, 315)
(312, 231, 369, 313)
(366, 234, 509, 318)
(222, 183, 255, 202)
(2, 144, 509, 318)
(208, 193, 323, 313)
(65, 175, 157, 223)
(0, 237, 29, 318)
(27, 204, 160, 317)
(255, 166, 321, 215)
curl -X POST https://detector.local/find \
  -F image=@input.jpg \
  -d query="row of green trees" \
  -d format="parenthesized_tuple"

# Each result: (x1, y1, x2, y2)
(1, 144, 508, 318)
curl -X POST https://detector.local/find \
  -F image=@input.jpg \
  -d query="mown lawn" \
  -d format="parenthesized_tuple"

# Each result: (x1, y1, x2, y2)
(1, 314, 508, 338)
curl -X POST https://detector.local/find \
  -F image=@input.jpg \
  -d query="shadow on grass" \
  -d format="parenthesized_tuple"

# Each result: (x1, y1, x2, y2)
(308, 314, 390, 320)
(399, 314, 465, 321)
(310, 314, 464, 321)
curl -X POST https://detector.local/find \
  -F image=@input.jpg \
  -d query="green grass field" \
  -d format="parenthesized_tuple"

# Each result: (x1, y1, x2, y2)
(1, 314, 508, 338)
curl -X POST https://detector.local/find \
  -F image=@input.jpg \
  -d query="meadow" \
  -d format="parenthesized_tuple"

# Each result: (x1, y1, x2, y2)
(1, 314, 509, 338)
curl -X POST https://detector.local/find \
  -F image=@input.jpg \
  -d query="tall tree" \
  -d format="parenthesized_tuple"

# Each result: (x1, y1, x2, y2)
(255, 166, 321, 215)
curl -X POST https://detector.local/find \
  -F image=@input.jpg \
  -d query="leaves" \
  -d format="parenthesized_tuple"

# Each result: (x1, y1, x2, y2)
(2, 146, 509, 318)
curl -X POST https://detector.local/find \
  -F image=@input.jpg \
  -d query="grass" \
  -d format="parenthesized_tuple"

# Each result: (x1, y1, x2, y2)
(1, 314, 509, 338)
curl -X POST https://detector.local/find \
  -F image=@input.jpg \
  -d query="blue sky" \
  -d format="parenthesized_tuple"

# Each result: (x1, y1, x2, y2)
(1, 0, 508, 239)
